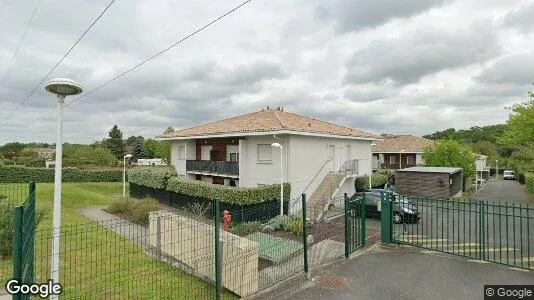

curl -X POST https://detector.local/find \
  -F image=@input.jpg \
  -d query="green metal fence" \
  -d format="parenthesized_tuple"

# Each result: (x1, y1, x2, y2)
(12, 182, 36, 300)
(0, 183, 30, 287)
(344, 193, 366, 256)
(387, 194, 534, 271)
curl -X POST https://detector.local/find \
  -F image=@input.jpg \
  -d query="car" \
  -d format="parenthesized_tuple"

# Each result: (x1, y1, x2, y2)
(503, 170, 516, 180)
(354, 189, 421, 224)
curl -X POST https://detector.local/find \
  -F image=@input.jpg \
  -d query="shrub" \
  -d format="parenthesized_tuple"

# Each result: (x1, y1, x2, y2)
(106, 197, 161, 226)
(0, 203, 49, 260)
(262, 215, 292, 232)
(355, 172, 390, 190)
(166, 177, 291, 205)
(526, 172, 534, 195)
(229, 221, 263, 236)
(127, 167, 177, 189)
(286, 217, 303, 236)
(0, 165, 122, 183)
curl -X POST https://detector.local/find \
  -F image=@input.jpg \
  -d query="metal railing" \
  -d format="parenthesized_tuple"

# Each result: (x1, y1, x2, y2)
(339, 159, 358, 176)
(186, 160, 239, 176)
(384, 194, 533, 271)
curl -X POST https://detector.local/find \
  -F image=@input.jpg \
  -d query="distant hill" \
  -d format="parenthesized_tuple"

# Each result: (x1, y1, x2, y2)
(423, 124, 508, 144)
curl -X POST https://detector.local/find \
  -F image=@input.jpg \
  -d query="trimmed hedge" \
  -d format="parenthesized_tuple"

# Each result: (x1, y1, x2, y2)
(526, 172, 534, 195)
(355, 172, 390, 190)
(127, 167, 177, 189)
(0, 165, 122, 183)
(166, 177, 291, 206)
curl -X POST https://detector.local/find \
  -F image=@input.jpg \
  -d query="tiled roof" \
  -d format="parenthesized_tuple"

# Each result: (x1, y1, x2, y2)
(160, 107, 379, 139)
(372, 135, 434, 153)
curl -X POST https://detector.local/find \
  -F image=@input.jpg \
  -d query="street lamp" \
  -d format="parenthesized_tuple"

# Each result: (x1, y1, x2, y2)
(369, 143, 376, 189)
(271, 142, 284, 216)
(123, 154, 132, 197)
(45, 78, 83, 298)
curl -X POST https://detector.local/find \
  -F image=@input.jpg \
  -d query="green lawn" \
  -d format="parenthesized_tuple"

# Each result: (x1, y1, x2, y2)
(1, 183, 235, 299)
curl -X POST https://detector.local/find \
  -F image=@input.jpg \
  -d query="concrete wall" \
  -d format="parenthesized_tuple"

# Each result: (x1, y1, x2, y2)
(148, 211, 259, 297)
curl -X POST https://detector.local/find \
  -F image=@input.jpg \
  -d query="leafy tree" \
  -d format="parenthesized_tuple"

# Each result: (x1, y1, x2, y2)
(103, 125, 125, 160)
(422, 139, 476, 185)
(143, 139, 164, 159)
(500, 92, 534, 147)
(0, 142, 26, 158)
(164, 127, 174, 134)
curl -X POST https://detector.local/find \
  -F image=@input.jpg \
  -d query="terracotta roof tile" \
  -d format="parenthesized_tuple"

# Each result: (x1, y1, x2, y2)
(372, 135, 434, 153)
(160, 107, 379, 139)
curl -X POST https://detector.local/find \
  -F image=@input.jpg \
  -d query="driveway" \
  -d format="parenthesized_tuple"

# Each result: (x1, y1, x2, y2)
(278, 246, 534, 300)
(472, 178, 531, 204)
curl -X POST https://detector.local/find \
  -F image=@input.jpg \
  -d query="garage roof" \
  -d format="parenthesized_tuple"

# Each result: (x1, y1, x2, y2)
(397, 167, 462, 174)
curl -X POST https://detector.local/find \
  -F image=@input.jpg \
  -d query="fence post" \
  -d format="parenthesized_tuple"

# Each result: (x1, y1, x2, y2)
(302, 194, 309, 276)
(360, 193, 366, 247)
(28, 181, 35, 197)
(214, 199, 222, 300)
(12, 206, 23, 300)
(479, 200, 484, 261)
(380, 192, 392, 243)
(344, 193, 350, 258)
(156, 216, 162, 261)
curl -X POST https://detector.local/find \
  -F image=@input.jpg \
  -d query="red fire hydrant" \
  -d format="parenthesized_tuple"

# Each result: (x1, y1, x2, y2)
(223, 210, 232, 232)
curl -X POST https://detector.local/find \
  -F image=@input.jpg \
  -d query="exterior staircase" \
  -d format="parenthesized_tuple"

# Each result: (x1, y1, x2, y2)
(307, 172, 346, 221)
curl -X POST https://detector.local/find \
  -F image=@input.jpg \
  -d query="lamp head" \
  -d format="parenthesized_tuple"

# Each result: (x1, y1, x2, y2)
(45, 78, 83, 96)
(125, 154, 133, 158)
(271, 142, 282, 148)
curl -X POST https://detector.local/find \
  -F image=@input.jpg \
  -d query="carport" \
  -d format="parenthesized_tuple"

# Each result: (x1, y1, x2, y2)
(395, 166, 463, 198)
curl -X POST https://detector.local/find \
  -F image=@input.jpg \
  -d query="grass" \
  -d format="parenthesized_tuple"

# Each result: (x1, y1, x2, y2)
(106, 197, 161, 226)
(0, 182, 236, 299)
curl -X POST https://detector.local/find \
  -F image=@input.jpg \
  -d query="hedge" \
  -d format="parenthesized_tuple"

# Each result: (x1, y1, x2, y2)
(525, 172, 534, 195)
(127, 167, 177, 189)
(0, 165, 122, 183)
(355, 172, 390, 190)
(166, 176, 291, 205)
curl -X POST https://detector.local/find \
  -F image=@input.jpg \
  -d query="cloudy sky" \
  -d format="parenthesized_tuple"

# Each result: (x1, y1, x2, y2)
(0, 0, 533, 144)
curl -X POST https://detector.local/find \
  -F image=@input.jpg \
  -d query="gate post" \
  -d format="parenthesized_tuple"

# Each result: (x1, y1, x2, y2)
(214, 199, 222, 300)
(12, 206, 23, 300)
(380, 192, 393, 244)
(302, 194, 309, 276)
(360, 193, 366, 247)
(344, 193, 350, 258)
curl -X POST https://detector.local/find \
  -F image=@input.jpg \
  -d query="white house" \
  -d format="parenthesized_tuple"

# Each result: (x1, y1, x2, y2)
(158, 107, 380, 218)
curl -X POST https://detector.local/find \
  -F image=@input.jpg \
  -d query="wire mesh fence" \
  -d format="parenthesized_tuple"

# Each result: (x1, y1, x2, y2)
(391, 195, 534, 271)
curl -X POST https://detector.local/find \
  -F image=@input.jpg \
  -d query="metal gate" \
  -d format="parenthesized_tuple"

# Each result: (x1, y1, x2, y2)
(383, 193, 533, 271)
(12, 182, 36, 300)
(344, 193, 366, 256)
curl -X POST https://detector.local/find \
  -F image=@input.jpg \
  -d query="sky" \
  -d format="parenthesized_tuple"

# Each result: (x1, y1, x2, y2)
(0, 0, 533, 145)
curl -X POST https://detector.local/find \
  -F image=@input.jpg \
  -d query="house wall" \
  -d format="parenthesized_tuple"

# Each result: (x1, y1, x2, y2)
(395, 171, 451, 198)
(195, 138, 240, 161)
(375, 153, 417, 169)
(170, 140, 196, 175)
(449, 171, 463, 198)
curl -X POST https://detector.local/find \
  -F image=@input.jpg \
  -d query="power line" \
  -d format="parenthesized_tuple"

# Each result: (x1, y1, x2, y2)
(19, 0, 253, 128)
(0, 0, 42, 79)
(1, 0, 117, 123)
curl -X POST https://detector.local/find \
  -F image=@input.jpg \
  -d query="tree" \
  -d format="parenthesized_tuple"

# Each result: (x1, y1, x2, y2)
(164, 127, 174, 135)
(422, 139, 476, 183)
(143, 138, 164, 159)
(125, 136, 145, 161)
(104, 125, 125, 160)
(0, 142, 26, 158)
(500, 92, 534, 147)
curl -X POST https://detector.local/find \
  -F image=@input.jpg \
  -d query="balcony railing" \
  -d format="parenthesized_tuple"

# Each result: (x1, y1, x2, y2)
(186, 160, 239, 176)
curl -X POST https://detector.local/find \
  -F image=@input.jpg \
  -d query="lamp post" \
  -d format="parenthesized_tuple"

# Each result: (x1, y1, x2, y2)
(123, 154, 132, 197)
(271, 142, 283, 216)
(369, 143, 376, 189)
(45, 78, 83, 299)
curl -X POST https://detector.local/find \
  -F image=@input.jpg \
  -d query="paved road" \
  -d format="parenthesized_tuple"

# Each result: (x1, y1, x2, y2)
(279, 246, 534, 300)
(473, 179, 531, 204)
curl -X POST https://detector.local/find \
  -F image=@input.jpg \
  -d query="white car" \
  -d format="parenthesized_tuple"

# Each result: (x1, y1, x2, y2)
(503, 170, 516, 180)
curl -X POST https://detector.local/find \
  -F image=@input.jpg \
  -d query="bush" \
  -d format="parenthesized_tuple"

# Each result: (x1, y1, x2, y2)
(166, 177, 291, 205)
(106, 197, 160, 226)
(286, 217, 303, 236)
(525, 172, 534, 195)
(262, 215, 292, 232)
(127, 167, 177, 189)
(0, 203, 49, 260)
(355, 172, 390, 190)
(229, 221, 263, 236)
(0, 165, 123, 183)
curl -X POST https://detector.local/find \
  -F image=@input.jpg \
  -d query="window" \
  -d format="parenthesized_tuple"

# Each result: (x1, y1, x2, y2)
(257, 144, 272, 162)
(389, 156, 396, 164)
(178, 146, 185, 159)
(229, 179, 236, 187)
(195, 175, 201, 181)
(229, 153, 239, 162)
(407, 156, 414, 165)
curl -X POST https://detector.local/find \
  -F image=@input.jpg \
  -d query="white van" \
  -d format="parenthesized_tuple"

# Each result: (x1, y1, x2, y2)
(503, 170, 515, 180)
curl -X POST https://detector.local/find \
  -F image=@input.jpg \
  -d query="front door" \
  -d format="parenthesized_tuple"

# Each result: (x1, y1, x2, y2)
(201, 145, 212, 160)
(329, 145, 336, 171)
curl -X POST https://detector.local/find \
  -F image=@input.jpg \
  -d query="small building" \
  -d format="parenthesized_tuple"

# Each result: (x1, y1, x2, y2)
(395, 167, 463, 198)
(134, 158, 167, 166)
